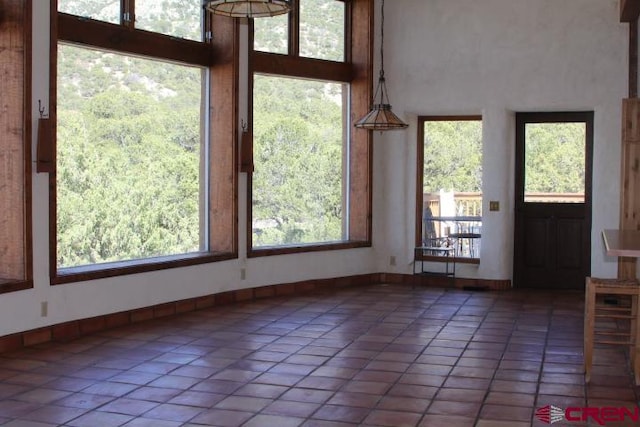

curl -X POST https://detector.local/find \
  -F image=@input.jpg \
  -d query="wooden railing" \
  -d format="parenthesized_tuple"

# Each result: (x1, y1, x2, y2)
(424, 192, 482, 217)
(424, 191, 585, 215)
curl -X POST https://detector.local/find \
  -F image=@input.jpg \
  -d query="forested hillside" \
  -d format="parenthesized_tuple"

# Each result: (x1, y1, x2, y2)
(252, 76, 344, 246)
(57, 45, 203, 267)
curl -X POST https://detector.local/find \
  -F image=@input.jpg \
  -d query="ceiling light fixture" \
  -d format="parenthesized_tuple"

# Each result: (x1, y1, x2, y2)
(203, 0, 291, 18)
(354, 0, 408, 131)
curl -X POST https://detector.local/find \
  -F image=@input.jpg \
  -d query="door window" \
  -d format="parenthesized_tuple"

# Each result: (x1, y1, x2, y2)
(524, 123, 586, 203)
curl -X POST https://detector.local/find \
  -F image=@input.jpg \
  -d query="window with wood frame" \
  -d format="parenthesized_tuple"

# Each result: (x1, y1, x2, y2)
(0, 0, 32, 294)
(51, 1, 237, 284)
(416, 116, 483, 263)
(248, 0, 373, 256)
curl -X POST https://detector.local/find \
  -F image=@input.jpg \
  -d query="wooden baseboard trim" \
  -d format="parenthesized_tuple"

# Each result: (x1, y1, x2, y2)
(0, 273, 381, 354)
(380, 273, 512, 291)
(0, 272, 511, 354)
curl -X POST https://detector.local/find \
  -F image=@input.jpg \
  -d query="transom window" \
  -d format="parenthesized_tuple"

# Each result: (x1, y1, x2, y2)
(58, 0, 120, 24)
(254, 0, 346, 61)
(58, 0, 203, 40)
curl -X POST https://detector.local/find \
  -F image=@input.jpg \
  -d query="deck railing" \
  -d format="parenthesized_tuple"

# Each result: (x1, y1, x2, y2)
(424, 192, 483, 218)
(424, 192, 585, 216)
(422, 192, 584, 258)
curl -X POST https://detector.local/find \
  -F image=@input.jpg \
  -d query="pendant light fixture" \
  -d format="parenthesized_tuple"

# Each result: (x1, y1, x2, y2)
(203, 0, 291, 18)
(354, 0, 408, 130)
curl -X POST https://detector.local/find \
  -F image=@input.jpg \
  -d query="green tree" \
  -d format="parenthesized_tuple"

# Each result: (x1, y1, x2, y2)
(525, 123, 585, 194)
(252, 76, 343, 246)
(423, 120, 483, 194)
(57, 45, 202, 267)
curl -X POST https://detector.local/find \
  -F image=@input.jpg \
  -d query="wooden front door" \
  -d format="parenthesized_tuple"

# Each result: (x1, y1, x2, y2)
(513, 112, 593, 289)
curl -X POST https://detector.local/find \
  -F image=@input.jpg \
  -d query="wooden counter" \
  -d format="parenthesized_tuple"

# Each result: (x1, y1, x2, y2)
(603, 229, 640, 257)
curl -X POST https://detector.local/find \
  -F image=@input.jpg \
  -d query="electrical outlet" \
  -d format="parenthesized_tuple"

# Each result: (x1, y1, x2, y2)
(40, 301, 48, 317)
(240, 268, 246, 280)
(390, 256, 396, 266)
(489, 201, 500, 211)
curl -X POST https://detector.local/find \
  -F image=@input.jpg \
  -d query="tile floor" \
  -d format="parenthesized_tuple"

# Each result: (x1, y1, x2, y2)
(0, 284, 637, 427)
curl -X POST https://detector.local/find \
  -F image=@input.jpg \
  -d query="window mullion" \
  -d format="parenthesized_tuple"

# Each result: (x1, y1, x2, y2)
(203, 6, 213, 43)
(344, 0, 352, 63)
(123, 0, 134, 28)
(290, 0, 300, 57)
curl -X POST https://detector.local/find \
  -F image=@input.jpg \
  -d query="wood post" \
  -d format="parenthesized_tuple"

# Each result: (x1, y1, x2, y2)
(619, 99, 640, 279)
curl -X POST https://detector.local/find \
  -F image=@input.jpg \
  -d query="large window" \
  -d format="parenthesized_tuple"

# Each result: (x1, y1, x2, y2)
(57, 45, 204, 268)
(0, 0, 32, 293)
(248, 0, 373, 255)
(252, 75, 346, 247)
(53, 2, 237, 283)
(416, 116, 483, 261)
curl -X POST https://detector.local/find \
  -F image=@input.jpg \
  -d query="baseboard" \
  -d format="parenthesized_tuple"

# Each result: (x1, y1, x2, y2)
(380, 273, 512, 291)
(0, 273, 381, 354)
(0, 272, 511, 354)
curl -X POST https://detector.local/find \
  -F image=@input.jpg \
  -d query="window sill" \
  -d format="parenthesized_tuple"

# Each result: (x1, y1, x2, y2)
(52, 251, 237, 285)
(0, 279, 33, 294)
(248, 240, 371, 258)
(419, 255, 480, 265)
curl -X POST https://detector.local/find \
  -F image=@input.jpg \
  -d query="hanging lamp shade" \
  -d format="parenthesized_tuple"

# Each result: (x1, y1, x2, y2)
(203, 0, 291, 18)
(354, 75, 408, 130)
(354, 104, 409, 130)
(354, 0, 408, 131)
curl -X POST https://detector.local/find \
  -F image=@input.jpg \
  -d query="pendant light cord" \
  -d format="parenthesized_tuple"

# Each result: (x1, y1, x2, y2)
(379, 0, 385, 80)
(353, 0, 409, 129)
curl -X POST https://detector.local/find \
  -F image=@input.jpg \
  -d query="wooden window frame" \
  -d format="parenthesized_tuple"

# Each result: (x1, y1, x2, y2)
(0, 0, 33, 294)
(49, 2, 238, 284)
(247, 0, 373, 257)
(416, 115, 483, 265)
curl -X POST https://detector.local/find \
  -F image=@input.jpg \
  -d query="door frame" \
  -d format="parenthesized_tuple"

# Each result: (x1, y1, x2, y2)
(513, 111, 594, 288)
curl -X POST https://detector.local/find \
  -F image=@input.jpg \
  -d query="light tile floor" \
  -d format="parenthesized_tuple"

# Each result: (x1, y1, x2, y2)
(0, 284, 637, 426)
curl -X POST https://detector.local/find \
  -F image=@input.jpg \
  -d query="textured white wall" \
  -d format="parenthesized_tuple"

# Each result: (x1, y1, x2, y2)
(0, 0, 629, 336)
(374, 0, 627, 280)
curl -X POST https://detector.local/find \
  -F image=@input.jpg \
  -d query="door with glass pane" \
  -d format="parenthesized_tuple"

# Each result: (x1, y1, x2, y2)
(514, 112, 593, 289)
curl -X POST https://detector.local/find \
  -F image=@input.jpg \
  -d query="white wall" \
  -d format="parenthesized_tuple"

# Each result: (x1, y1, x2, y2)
(0, 0, 629, 337)
(376, 0, 628, 281)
